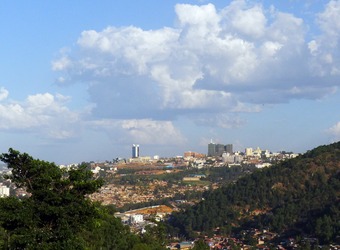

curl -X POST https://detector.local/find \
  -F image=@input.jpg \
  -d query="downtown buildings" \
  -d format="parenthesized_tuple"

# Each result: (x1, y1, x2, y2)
(208, 141, 233, 157)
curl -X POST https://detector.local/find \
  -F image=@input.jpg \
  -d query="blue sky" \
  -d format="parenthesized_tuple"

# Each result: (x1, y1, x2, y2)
(1, 0, 339, 164)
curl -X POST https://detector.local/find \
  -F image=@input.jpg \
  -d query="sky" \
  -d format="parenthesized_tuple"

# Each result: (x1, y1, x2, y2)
(0, 0, 340, 164)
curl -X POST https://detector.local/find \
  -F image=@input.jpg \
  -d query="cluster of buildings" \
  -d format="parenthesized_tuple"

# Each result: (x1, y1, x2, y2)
(181, 142, 299, 168)
(207, 141, 298, 159)
(166, 230, 340, 249)
(130, 142, 298, 166)
(114, 205, 174, 236)
(208, 141, 233, 157)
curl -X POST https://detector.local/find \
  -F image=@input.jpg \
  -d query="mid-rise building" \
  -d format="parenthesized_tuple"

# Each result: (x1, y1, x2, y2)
(0, 185, 9, 197)
(129, 214, 144, 224)
(208, 142, 216, 157)
(215, 144, 225, 156)
(184, 151, 205, 158)
(245, 147, 253, 156)
(226, 144, 233, 154)
(208, 142, 233, 157)
(222, 153, 234, 163)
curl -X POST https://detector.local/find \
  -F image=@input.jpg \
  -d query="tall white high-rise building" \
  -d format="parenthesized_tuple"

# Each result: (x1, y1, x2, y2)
(132, 144, 139, 158)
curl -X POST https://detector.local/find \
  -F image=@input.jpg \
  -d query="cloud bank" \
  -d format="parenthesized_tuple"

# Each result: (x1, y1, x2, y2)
(53, 1, 339, 111)
(8, 0, 339, 149)
(48, 0, 340, 147)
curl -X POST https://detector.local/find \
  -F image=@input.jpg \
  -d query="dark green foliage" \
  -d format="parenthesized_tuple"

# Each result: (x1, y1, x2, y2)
(81, 204, 141, 250)
(139, 222, 169, 250)
(0, 148, 157, 249)
(168, 141, 340, 243)
(192, 239, 209, 250)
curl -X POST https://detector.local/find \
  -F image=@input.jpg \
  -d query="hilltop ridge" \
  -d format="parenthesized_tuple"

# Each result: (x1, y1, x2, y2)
(169, 141, 340, 244)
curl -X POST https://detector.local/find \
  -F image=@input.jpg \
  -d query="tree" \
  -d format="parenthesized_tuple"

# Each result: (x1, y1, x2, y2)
(81, 203, 140, 250)
(192, 239, 209, 250)
(139, 222, 169, 250)
(0, 148, 104, 249)
(315, 215, 334, 244)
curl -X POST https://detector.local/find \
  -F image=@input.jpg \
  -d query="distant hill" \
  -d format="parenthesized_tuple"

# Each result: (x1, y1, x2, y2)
(169, 141, 340, 244)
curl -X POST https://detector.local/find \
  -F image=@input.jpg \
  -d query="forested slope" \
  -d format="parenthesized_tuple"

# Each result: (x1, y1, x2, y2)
(169, 142, 340, 243)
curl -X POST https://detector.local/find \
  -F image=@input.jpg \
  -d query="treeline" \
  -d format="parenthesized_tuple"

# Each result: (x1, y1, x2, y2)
(168, 142, 340, 244)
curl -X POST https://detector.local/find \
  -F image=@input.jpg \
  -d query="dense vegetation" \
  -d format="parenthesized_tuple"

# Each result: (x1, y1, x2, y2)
(169, 142, 340, 244)
(0, 149, 166, 250)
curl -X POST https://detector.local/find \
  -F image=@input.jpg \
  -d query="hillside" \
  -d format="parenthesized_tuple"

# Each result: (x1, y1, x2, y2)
(169, 142, 340, 244)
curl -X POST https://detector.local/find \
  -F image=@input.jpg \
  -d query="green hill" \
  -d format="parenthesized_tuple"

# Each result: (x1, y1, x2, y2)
(169, 142, 340, 244)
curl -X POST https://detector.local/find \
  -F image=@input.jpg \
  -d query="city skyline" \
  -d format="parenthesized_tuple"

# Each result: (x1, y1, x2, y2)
(1, 1, 340, 164)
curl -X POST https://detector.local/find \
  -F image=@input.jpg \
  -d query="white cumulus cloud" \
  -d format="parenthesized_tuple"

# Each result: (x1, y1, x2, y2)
(308, 0, 340, 76)
(52, 0, 340, 128)
(0, 92, 80, 139)
(89, 119, 186, 145)
(221, 0, 266, 38)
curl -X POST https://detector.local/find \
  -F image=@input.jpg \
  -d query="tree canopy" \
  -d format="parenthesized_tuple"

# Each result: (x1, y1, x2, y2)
(0, 148, 147, 249)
